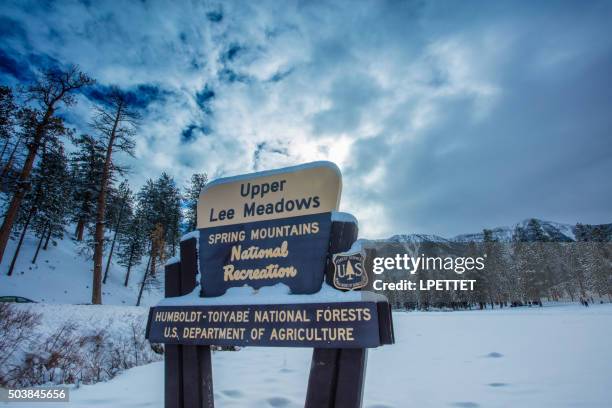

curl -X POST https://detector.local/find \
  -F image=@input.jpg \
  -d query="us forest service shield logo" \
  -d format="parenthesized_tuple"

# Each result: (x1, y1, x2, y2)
(332, 251, 368, 290)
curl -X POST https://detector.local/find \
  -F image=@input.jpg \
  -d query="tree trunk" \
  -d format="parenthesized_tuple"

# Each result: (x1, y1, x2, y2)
(0, 138, 10, 162)
(91, 104, 122, 304)
(31, 222, 47, 264)
(43, 226, 52, 250)
(0, 135, 22, 179)
(136, 254, 152, 306)
(7, 206, 36, 276)
(75, 218, 85, 241)
(102, 228, 117, 285)
(150, 244, 157, 278)
(103, 199, 126, 284)
(124, 248, 134, 287)
(0, 106, 54, 263)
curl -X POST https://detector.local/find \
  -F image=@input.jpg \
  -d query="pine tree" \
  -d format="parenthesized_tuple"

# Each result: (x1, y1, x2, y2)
(133, 174, 181, 305)
(30, 143, 71, 264)
(1, 108, 33, 188)
(6, 144, 55, 274)
(0, 66, 94, 263)
(572, 224, 592, 300)
(136, 223, 164, 306)
(0, 86, 17, 164)
(137, 173, 182, 261)
(102, 180, 133, 284)
(184, 173, 208, 232)
(117, 210, 145, 287)
(91, 87, 138, 304)
(513, 220, 548, 305)
(69, 134, 104, 241)
(5, 115, 73, 275)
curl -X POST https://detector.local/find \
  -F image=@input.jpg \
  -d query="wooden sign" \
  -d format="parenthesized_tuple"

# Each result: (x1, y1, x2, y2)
(146, 161, 394, 408)
(197, 162, 342, 297)
(147, 302, 382, 348)
(197, 162, 341, 228)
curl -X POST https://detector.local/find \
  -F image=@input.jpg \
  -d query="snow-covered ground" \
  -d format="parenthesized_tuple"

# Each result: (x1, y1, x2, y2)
(13, 303, 150, 337)
(0, 231, 162, 306)
(1, 230, 610, 407)
(9, 302, 606, 408)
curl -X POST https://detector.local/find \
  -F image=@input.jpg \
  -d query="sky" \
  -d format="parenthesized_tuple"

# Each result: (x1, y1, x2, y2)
(0, 0, 611, 238)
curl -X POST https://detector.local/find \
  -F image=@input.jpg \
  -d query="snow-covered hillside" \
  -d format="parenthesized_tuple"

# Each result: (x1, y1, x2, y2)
(453, 219, 578, 243)
(387, 233, 449, 244)
(0, 229, 163, 306)
(58, 303, 612, 408)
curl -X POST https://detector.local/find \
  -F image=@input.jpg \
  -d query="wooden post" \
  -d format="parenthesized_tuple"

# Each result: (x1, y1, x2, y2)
(305, 348, 340, 408)
(160, 221, 383, 408)
(179, 237, 214, 408)
(164, 261, 183, 408)
(306, 219, 365, 408)
(334, 348, 368, 408)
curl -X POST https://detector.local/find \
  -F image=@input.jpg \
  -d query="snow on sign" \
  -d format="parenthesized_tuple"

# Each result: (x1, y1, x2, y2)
(197, 161, 342, 297)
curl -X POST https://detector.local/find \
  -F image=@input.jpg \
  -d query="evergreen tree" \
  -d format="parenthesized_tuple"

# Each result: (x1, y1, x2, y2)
(513, 220, 547, 305)
(0, 86, 17, 164)
(0, 66, 94, 263)
(184, 173, 208, 232)
(116, 209, 145, 287)
(572, 224, 592, 300)
(30, 143, 71, 264)
(6, 140, 69, 274)
(69, 134, 104, 241)
(102, 180, 133, 284)
(133, 174, 181, 304)
(136, 223, 164, 306)
(91, 87, 138, 304)
(1, 107, 33, 186)
(137, 173, 182, 261)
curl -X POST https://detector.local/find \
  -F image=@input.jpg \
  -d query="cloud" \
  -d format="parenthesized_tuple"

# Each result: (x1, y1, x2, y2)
(0, 0, 611, 238)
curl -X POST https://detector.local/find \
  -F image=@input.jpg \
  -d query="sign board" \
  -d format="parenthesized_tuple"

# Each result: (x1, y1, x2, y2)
(146, 162, 395, 408)
(147, 302, 381, 348)
(197, 162, 342, 297)
(146, 161, 394, 351)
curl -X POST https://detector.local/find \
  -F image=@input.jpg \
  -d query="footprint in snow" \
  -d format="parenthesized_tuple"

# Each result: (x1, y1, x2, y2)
(267, 396, 291, 407)
(485, 352, 504, 358)
(488, 382, 509, 387)
(451, 402, 480, 408)
(81, 398, 116, 405)
(221, 389, 243, 398)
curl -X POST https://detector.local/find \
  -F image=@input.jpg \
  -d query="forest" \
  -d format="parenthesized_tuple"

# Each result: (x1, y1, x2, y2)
(372, 219, 612, 310)
(0, 65, 208, 305)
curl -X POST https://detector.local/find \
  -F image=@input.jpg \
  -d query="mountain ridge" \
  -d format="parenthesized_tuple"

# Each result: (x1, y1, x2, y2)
(380, 218, 611, 243)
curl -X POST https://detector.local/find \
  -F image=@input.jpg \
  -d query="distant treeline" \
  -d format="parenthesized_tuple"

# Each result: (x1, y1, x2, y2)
(370, 219, 612, 310)
(0, 66, 207, 305)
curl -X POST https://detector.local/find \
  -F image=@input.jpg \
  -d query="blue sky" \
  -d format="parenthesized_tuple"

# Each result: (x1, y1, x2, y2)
(1, 0, 611, 238)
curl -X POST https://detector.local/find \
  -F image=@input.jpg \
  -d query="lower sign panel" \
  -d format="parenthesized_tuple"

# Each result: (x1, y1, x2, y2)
(147, 302, 381, 348)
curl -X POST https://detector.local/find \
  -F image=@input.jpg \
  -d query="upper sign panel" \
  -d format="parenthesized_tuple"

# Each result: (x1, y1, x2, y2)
(197, 161, 342, 228)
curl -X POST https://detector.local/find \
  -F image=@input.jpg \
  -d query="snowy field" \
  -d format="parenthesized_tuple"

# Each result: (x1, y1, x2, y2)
(6, 302, 608, 408)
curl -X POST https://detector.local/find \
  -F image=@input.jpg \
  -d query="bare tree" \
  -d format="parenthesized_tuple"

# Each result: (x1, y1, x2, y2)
(0, 66, 94, 263)
(90, 88, 137, 304)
